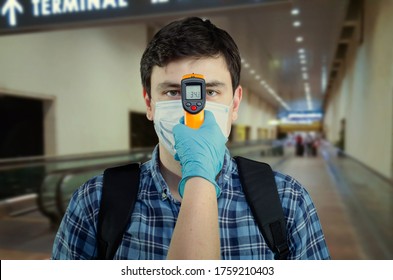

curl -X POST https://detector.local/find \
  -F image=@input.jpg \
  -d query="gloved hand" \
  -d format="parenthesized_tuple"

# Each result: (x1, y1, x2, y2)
(173, 110, 227, 198)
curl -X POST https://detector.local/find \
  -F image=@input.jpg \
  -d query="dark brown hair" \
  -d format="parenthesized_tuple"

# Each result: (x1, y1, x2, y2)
(140, 17, 241, 98)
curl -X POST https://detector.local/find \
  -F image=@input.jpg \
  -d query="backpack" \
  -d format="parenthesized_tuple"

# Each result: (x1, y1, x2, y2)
(97, 156, 289, 260)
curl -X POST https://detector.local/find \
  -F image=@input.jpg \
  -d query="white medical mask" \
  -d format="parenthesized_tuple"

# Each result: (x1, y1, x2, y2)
(153, 100, 232, 156)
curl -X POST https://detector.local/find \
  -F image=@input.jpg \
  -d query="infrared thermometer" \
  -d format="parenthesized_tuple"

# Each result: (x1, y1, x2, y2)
(181, 73, 206, 129)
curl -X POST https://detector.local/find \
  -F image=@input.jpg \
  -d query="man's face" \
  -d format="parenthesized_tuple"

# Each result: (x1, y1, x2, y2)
(144, 55, 242, 128)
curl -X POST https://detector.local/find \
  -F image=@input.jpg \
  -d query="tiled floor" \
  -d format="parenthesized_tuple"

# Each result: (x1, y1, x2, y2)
(0, 146, 391, 260)
(273, 152, 367, 259)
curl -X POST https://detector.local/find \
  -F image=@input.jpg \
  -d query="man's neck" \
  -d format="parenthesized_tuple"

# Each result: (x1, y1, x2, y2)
(158, 144, 182, 201)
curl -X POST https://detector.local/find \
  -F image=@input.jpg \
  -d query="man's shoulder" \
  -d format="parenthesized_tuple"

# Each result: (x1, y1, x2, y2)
(272, 169, 312, 202)
(70, 173, 104, 211)
(272, 170, 305, 193)
(271, 169, 317, 218)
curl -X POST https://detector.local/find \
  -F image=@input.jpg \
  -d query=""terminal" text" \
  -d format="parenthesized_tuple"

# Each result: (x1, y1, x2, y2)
(31, 0, 129, 16)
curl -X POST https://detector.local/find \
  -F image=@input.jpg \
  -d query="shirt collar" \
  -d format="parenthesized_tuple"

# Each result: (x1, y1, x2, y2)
(216, 147, 235, 194)
(149, 145, 172, 201)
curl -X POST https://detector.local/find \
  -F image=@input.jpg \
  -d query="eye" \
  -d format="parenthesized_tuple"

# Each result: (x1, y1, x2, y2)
(164, 90, 181, 98)
(206, 90, 218, 97)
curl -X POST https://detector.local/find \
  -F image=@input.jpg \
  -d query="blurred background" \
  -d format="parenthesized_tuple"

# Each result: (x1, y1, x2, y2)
(0, 0, 392, 259)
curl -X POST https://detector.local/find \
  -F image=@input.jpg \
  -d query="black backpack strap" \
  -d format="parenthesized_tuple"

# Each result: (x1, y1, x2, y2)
(97, 163, 140, 259)
(234, 156, 289, 260)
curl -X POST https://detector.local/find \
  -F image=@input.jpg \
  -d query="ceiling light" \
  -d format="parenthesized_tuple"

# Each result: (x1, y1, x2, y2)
(293, 21, 301, 27)
(296, 37, 304, 43)
(250, 69, 255, 74)
(244, 63, 250, 68)
(300, 59, 306, 64)
(302, 73, 309, 80)
(299, 54, 306, 60)
(255, 75, 261, 80)
(298, 48, 305, 53)
(301, 67, 307, 72)
(289, 112, 322, 119)
(151, 0, 169, 3)
(291, 9, 300, 15)
(321, 63, 328, 93)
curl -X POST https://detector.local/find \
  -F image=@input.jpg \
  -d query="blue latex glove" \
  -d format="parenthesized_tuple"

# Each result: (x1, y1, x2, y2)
(173, 110, 227, 198)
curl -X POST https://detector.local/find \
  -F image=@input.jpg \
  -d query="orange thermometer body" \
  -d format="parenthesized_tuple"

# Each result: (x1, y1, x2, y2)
(181, 74, 206, 129)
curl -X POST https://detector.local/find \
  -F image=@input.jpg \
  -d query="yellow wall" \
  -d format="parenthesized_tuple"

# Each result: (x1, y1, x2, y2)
(278, 121, 321, 133)
(232, 125, 248, 142)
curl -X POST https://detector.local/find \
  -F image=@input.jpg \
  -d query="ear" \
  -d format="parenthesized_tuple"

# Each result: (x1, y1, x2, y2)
(231, 85, 243, 122)
(143, 88, 153, 121)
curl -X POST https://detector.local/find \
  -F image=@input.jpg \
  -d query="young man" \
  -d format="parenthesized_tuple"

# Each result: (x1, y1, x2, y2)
(52, 17, 330, 260)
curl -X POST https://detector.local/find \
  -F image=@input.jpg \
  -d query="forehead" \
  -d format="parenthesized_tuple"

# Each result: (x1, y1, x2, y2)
(151, 56, 231, 85)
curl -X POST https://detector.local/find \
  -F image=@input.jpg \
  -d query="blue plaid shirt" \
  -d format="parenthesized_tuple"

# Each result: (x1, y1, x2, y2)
(52, 146, 330, 260)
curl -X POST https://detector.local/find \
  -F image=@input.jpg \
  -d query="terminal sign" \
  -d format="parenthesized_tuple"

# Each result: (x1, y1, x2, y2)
(31, 0, 129, 17)
(0, 0, 285, 35)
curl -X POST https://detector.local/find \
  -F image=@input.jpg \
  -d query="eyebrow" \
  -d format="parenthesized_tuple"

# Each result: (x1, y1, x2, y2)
(206, 80, 227, 89)
(156, 82, 180, 91)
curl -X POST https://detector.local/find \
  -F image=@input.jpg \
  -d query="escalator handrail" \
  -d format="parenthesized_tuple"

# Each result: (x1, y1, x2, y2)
(0, 147, 154, 171)
(55, 155, 152, 216)
(37, 149, 153, 223)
